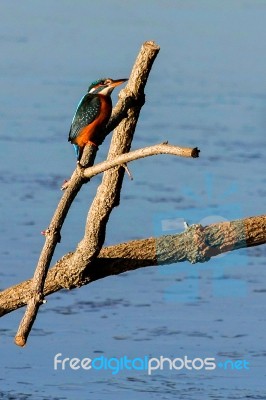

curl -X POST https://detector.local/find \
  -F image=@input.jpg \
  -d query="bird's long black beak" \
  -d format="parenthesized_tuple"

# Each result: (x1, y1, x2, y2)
(110, 78, 128, 88)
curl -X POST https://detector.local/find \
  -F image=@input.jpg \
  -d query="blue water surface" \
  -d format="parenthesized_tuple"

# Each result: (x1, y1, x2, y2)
(0, 0, 266, 399)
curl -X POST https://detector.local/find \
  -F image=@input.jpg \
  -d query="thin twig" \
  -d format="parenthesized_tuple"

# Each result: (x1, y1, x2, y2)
(122, 164, 134, 180)
(78, 143, 199, 179)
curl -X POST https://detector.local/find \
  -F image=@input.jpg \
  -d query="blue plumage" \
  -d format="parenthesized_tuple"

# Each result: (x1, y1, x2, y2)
(68, 94, 101, 142)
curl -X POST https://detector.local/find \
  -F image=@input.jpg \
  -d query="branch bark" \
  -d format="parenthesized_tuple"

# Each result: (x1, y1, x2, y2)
(0, 215, 265, 318)
(79, 143, 199, 179)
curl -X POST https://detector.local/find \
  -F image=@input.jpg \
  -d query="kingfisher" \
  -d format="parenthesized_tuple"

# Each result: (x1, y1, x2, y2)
(68, 77, 127, 161)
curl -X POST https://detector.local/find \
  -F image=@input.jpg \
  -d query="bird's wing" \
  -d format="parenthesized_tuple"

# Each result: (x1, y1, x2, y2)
(68, 94, 101, 142)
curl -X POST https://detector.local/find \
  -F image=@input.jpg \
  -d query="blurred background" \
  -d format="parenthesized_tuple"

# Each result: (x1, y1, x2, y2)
(0, 0, 265, 398)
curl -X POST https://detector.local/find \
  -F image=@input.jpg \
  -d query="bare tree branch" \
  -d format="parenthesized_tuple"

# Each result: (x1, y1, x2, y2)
(0, 215, 265, 319)
(79, 143, 200, 179)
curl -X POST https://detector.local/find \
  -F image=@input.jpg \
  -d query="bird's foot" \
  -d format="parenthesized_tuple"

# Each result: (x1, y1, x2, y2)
(87, 140, 98, 148)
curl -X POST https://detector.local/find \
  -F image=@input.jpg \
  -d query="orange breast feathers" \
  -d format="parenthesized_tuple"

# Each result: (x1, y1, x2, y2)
(75, 94, 112, 147)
